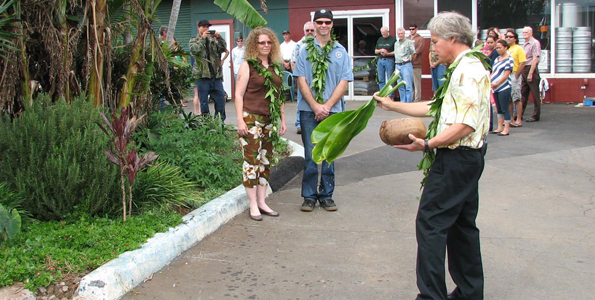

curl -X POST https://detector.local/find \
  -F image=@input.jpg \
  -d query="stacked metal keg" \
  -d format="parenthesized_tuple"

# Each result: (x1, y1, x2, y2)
(556, 27, 573, 73)
(556, 3, 592, 73)
(573, 27, 591, 73)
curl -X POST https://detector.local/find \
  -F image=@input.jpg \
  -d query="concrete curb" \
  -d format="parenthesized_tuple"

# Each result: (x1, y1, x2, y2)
(74, 139, 304, 300)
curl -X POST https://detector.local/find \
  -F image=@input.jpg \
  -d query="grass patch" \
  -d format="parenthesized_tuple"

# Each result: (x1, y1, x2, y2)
(0, 210, 182, 291)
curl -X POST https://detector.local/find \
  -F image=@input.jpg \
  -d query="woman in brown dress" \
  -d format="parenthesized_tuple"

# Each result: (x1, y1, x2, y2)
(235, 27, 287, 221)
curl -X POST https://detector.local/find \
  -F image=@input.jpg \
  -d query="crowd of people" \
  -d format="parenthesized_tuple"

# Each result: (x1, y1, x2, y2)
(161, 9, 551, 299)
(476, 26, 543, 136)
(375, 24, 425, 103)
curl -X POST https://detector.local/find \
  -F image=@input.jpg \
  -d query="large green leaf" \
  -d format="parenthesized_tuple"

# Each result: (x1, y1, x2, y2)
(311, 71, 403, 164)
(0, 204, 21, 240)
(214, 0, 267, 28)
(321, 100, 377, 163)
(311, 110, 353, 143)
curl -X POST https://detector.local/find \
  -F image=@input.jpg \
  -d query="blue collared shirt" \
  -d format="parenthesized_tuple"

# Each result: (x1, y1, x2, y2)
(294, 38, 354, 113)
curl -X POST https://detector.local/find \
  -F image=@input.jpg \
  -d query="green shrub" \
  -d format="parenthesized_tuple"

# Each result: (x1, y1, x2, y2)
(133, 162, 204, 210)
(0, 94, 120, 220)
(135, 111, 242, 192)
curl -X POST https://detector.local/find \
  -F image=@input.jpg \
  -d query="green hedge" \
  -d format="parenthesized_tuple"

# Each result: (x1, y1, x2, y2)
(0, 95, 120, 220)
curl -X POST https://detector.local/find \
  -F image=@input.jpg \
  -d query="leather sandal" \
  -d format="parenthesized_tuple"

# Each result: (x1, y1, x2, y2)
(249, 213, 263, 221)
(259, 208, 279, 217)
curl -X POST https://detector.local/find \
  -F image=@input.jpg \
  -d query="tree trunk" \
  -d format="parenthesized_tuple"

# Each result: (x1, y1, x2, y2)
(120, 166, 127, 222)
(119, 28, 148, 108)
(57, 0, 72, 102)
(166, 0, 181, 45)
(88, 0, 108, 107)
(15, 1, 32, 106)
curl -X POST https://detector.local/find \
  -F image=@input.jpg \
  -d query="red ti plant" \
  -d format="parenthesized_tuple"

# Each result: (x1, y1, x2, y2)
(97, 107, 159, 222)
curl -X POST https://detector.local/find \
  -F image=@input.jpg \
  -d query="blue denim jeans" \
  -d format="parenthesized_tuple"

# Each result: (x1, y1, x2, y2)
(377, 58, 395, 97)
(295, 95, 301, 128)
(396, 62, 414, 103)
(299, 111, 335, 201)
(431, 64, 447, 92)
(196, 78, 226, 121)
(494, 89, 511, 121)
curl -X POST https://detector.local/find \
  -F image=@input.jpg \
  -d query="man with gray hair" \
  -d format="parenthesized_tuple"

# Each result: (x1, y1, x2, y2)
(374, 11, 490, 300)
(521, 26, 541, 122)
(394, 27, 416, 103)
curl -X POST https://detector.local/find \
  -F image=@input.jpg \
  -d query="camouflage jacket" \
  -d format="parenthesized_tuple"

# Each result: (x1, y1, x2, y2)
(189, 35, 227, 79)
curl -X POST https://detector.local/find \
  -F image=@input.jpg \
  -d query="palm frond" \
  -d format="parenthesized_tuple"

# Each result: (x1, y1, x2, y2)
(214, 0, 267, 28)
(0, 0, 19, 59)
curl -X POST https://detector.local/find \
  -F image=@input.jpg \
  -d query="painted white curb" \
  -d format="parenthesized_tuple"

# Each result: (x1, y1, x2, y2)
(74, 139, 304, 300)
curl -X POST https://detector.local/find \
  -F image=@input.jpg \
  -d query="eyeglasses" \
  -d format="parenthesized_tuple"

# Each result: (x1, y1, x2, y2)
(305, 29, 315, 33)
(505, 35, 515, 38)
(315, 20, 332, 25)
(257, 41, 272, 45)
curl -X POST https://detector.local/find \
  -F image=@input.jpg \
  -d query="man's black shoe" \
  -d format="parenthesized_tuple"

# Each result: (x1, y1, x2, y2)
(447, 289, 465, 300)
(319, 199, 337, 211)
(300, 199, 316, 212)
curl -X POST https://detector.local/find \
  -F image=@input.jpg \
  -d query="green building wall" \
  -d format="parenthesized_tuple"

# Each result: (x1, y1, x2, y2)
(154, 0, 292, 50)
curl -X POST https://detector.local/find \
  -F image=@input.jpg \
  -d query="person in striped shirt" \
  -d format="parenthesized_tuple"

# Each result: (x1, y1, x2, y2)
(490, 39, 514, 136)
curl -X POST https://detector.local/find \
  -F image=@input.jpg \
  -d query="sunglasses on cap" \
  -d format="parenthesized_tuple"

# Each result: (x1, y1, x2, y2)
(257, 41, 272, 45)
(315, 20, 332, 25)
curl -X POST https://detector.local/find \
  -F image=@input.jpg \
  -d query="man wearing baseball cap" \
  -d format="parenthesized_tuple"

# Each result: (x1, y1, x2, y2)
(294, 9, 353, 212)
(280, 30, 296, 71)
(189, 19, 229, 121)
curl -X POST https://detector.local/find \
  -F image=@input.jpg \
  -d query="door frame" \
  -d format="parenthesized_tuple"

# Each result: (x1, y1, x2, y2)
(210, 20, 233, 100)
(310, 9, 390, 100)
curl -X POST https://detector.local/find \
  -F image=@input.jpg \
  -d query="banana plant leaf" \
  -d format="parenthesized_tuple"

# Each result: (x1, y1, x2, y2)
(311, 110, 353, 143)
(312, 70, 404, 164)
(214, 0, 267, 28)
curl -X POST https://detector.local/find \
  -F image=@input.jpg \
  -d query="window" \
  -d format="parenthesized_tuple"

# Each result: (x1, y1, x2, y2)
(477, 0, 551, 73)
(555, 0, 594, 73)
(403, 0, 434, 29)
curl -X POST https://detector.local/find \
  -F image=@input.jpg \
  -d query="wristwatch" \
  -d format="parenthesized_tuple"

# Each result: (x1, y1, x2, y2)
(424, 139, 431, 153)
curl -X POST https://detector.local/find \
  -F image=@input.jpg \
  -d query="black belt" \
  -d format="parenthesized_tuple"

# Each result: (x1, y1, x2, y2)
(438, 144, 487, 156)
(395, 61, 411, 66)
(456, 146, 481, 151)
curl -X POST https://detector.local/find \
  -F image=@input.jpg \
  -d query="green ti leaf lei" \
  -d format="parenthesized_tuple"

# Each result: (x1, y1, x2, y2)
(418, 47, 492, 188)
(305, 36, 335, 104)
(246, 58, 287, 150)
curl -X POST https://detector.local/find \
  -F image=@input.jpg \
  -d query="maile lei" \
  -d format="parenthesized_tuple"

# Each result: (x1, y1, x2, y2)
(304, 36, 335, 103)
(246, 58, 286, 150)
(418, 47, 492, 187)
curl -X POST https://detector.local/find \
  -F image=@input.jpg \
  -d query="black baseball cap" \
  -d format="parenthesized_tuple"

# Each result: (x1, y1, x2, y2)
(282, 30, 290, 34)
(197, 19, 211, 27)
(313, 9, 333, 22)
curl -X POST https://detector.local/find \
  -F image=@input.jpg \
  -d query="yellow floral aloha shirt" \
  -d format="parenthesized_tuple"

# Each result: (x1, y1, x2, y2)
(437, 50, 491, 149)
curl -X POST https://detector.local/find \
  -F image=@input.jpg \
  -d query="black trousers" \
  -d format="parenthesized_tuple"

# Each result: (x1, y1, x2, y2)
(416, 147, 485, 300)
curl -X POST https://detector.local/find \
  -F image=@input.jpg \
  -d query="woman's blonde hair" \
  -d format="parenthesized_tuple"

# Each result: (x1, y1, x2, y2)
(244, 27, 283, 65)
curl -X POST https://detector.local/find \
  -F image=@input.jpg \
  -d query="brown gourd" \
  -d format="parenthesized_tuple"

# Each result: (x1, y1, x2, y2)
(379, 118, 427, 145)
